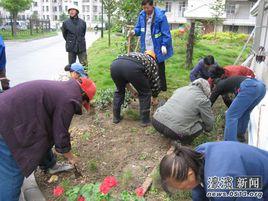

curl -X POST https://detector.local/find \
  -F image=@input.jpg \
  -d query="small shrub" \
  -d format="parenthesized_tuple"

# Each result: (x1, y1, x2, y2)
(201, 32, 249, 42)
(95, 88, 133, 110)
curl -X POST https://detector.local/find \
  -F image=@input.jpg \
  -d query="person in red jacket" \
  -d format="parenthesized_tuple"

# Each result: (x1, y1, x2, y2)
(209, 65, 255, 86)
(209, 66, 255, 107)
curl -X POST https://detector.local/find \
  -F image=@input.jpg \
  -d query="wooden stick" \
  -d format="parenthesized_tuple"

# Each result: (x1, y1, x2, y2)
(141, 146, 175, 196)
(126, 25, 138, 96)
(135, 37, 140, 52)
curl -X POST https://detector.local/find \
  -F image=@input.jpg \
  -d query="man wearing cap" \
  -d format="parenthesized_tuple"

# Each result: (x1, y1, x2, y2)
(0, 78, 96, 200)
(65, 63, 88, 79)
(62, 5, 88, 67)
(110, 51, 161, 126)
(39, 63, 89, 175)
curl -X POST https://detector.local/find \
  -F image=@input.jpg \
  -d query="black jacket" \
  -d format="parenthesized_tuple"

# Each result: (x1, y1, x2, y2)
(62, 17, 87, 53)
(210, 76, 247, 106)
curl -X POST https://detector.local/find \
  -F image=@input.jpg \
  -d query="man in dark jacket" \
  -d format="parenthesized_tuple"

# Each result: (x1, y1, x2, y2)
(110, 51, 161, 126)
(0, 36, 9, 91)
(0, 78, 96, 200)
(131, 0, 173, 91)
(62, 5, 88, 67)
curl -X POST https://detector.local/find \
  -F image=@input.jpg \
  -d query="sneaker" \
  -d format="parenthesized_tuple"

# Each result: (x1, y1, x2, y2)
(48, 163, 74, 174)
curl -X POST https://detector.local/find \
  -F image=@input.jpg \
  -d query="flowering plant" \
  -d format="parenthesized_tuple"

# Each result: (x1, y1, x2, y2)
(55, 176, 145, 201)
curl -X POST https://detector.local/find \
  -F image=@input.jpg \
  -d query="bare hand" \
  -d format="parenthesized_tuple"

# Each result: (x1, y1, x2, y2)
(63, 152, 79, 166)
(151, 97, 158, 106)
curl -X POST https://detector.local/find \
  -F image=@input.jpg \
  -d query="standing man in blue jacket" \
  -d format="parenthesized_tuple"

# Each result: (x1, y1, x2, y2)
(130, 0, 173, 91)
(0, 36, 9, 91)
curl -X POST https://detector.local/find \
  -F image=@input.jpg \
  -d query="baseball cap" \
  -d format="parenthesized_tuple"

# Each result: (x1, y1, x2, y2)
(66, 63, 87, 77)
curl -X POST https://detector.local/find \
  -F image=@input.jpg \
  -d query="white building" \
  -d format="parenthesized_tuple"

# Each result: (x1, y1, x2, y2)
(0, 0, 104, 29)
(160, 0, 257, 34)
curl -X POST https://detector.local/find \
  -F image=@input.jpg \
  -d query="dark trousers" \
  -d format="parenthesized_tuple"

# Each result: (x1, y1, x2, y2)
(39, 149, 56, 171)
(111, 59, 151, 119)
(152, 117, 203, 144)
(0, 68, 9, 90)
(157, 62, 167, 91)
(68, 51, 88, 67)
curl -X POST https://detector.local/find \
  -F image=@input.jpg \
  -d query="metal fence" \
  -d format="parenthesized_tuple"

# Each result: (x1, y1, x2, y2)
(0, 17, 51, 37)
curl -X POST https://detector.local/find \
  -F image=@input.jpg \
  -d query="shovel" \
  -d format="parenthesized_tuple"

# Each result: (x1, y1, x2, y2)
(73, 164, 83, 179)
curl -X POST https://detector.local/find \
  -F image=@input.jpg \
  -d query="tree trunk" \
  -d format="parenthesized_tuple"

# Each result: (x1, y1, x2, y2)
(12, 12, 18, 36)
(108, 12, 111, 47)
(185, 20, 195, 69)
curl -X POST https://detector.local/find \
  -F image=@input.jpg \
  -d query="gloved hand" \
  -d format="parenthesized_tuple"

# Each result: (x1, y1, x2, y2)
(161, 46, 167, 55)
(127, 30, 135, 37)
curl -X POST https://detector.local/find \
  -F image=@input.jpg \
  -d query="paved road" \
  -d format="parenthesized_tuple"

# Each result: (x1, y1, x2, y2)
(5, 32, 100, 86)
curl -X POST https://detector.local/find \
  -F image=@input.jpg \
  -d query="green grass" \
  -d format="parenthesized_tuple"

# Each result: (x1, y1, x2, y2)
(0, 30, 58, 40)
(88, 32, 251, 94)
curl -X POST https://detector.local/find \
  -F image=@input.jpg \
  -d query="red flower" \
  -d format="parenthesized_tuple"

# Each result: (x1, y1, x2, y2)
(135, 187, 144, 197)
(99, 183, 111, 194)
(102, 176, 118, 188)
(77, 195, 86, 201)
(53, 186, 64, 197)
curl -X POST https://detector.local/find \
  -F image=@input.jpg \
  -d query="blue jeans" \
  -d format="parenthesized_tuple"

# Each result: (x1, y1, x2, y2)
(224, 79, 266, 141)
(0, 137, 24, 201)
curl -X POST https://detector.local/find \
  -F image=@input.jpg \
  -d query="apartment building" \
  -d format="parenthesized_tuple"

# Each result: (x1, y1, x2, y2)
(0, 0, 103, 28)
(160, 0, 257, 34)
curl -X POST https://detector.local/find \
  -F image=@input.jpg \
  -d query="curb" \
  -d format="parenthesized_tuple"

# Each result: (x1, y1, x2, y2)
(5, 32, 59, 43)
(20, 173, 46, 201)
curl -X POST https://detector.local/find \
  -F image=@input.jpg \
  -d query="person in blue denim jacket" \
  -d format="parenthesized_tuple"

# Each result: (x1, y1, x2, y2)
(130, 0, 173, 91)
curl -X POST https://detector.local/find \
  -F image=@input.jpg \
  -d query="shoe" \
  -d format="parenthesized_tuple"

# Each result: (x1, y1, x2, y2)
(140, 110, 150, 127)
(113, 116, 123, 124)
(237, 134, 246, 143)
(48, 163, 74, 174)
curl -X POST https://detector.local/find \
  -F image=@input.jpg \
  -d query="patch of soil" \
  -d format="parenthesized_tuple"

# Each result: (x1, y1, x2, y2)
(35, 103, 171, 200)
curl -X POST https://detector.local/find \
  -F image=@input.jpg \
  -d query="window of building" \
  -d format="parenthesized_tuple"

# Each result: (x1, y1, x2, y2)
(87, 15, 90, 20)
(65, 6, 68, 11)
(42, 6, 45, 11)
(46, 6, 49, 12)
(165, 2, 171, 12)
(226, 3, 236, 15)
(54, 15, 58, 20)
(93, 5, 98, 13)
(47, 15, 49, 19)
(34, 2, 38, 7)
(54, 6, 57, 12)
(59, 5, 62, 12)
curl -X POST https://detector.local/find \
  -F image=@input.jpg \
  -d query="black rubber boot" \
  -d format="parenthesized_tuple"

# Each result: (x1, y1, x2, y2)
(140, 110, 151, 127)
(113, 109, 123, 124)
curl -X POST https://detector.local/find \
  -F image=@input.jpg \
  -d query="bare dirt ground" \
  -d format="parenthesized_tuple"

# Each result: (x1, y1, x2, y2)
(35, 102, 174, 200)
